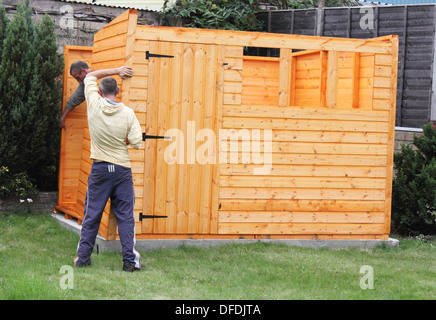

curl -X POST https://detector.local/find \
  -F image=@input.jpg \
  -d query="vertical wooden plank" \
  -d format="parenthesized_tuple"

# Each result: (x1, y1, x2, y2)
(176, 43, 194, 233)
(166, 42, 182, 234)
(142, 40, 160, 233)
(326, 51, 338, 108)
(352, 52, 360, 109)
(279, 48, 292, 106)
(120, 11, 137, 105)
(58, 46, 70, 209)
(319, 50, 328, 108)
(384, 36, 399, 236)
(187, 44, 206, 233)
(210, 45, 225, 234)
(154, 41, 171, 234)
(198, 44, 217, 234)
(289, 55, 296, 106)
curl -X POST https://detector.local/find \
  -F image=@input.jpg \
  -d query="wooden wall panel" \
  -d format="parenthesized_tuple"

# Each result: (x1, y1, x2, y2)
(58, 10, 398, 240)
(218, 104, 392, 238)
(57, 46, 93, 222)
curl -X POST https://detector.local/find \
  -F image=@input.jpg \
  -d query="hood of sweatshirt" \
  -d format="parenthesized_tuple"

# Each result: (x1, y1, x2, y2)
(100, 97, 123, 115)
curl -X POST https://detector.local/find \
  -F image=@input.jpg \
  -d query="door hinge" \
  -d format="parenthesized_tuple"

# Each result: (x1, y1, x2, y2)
(143, 133, 171, 141)
(139, 212, 168, 222)
(146, 51, 174, 60)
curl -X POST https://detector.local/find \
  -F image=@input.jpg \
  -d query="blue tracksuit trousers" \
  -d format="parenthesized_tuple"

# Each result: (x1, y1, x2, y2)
(76, 162, 141, 268)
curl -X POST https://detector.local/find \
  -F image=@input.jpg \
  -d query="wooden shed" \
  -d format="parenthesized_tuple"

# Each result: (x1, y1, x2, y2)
(55, 9, 399, 241)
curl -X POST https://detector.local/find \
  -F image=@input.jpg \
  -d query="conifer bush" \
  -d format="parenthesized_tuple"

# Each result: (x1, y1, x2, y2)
(392, 123, 436, 235)
(0, 2, 63, 196)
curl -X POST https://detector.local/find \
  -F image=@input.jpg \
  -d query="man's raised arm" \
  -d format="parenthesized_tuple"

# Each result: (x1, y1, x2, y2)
(85, 66, 133, 80)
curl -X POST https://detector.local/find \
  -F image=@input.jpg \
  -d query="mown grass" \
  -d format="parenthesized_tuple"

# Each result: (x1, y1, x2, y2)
(0, 210, 435, 300)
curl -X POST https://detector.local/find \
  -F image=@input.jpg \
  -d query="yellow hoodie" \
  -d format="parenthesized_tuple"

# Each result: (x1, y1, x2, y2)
(84, 76, 142, 168)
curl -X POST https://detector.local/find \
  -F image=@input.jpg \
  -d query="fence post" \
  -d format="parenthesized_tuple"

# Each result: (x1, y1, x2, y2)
(316, 7, 324, 36)
(431, 5, 436, 122)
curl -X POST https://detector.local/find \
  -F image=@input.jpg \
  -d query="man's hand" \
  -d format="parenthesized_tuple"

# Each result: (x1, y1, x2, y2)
(118, 66, 133, 79)
(59, 108, 72, 130)
(59, 118, 66, 130)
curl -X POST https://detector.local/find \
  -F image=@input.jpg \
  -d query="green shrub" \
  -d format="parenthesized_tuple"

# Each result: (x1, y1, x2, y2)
(0, 166, 37, 198)
(161, 0, 264, 31)
(0, 2, 63, 195)
(392, 123, 436, 235)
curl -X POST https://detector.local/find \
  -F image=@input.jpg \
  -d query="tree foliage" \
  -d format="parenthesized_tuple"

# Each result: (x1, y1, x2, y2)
(161, 0, 264, 31)
(0, 1, 63, 195)
(392, 123, 436, 235)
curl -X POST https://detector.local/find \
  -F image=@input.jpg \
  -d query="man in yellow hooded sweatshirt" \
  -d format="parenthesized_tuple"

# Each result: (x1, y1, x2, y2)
(74, 66, 143, 272)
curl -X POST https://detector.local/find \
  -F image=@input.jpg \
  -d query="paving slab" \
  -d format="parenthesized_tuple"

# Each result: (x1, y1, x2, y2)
(51, 212, 399, 252)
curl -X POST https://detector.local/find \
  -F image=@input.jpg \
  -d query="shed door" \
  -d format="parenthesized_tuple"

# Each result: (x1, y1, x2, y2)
(142, 41, 221, 235)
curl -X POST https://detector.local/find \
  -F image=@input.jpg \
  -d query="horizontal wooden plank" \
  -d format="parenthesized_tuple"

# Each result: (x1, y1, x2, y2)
(375, 66, 392, 77)
(223, 105, 390, 122)
(374, 88, 391, 100)
(220, 176, 386, 189)
(219, 211, 385, 224)
(220, 188, 385, 200)
(375, 54, 392, 66)
(80, 159, 91, 176)
(220, 164, 387, 178)
(224, 82, 242, 94)
(271, 130, 388, 144)
(222, 117, 389, 132)
(218, 222, 386, 234)
(94, 19, 130, 42)
(224, 93, 241, 105)
(136, 26, 394, 54)
(224, 69, 243, 82)
(374, 77, 391, 88)
(221, 141, 388, 155)
(224, 153, 387, 166)
(92, 47, 126, 63)
(373, 99, 391, 110)
(130, 76, 147, 88)
(93, 34, 127, 53)
(224, 58, 243, 70)
(218, 199, 385, 212)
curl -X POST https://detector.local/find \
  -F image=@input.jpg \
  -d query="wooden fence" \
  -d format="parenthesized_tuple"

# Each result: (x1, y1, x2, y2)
(257, 4, 436, 128)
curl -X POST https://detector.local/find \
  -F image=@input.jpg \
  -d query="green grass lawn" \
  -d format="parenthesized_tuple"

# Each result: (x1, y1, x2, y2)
(0, 210, 435, 300)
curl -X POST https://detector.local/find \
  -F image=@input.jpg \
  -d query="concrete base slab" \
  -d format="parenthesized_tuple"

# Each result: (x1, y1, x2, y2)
(51, 212, 399, 252)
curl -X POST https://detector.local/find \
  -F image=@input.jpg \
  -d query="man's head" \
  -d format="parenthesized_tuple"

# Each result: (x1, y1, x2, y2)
(70, 61, 90, 83)
(98, 77, 119, 98)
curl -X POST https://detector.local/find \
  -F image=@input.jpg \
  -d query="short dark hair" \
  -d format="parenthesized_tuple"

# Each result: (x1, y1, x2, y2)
(70, 61, 89, 75)
(99, 77, 118, 96)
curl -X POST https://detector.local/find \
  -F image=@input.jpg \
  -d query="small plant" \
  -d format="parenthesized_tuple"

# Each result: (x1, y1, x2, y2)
(392, 123, 436, 235)
(0, 166, 37, 198)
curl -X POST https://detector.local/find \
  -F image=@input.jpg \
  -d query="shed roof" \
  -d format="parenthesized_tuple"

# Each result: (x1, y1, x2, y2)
(61, 0, 172, 11)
